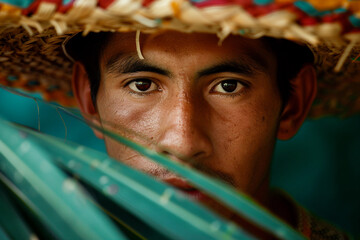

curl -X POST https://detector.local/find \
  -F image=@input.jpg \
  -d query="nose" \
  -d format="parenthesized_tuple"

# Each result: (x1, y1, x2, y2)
(155, 94, 212, 163)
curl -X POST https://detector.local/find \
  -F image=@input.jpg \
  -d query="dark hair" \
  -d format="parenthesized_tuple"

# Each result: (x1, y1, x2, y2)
(67, 33, 314, 107)
(65, 32, 112, 105)
(262, 37, 314, 104)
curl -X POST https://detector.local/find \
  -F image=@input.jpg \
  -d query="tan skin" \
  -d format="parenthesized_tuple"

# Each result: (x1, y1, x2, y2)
(72, 31, 317, 236)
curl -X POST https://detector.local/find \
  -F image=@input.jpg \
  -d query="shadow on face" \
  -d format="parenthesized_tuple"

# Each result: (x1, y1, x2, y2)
(71, 30, 316, 207)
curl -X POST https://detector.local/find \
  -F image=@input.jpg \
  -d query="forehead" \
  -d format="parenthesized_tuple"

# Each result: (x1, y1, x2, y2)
(100, 31, 276, 75)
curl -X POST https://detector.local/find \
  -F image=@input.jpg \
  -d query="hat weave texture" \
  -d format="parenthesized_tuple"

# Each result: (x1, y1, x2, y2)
(1, 0, 360, 117)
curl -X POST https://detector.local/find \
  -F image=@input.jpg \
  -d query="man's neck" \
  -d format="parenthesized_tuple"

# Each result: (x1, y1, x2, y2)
(266, 190, 298, 229)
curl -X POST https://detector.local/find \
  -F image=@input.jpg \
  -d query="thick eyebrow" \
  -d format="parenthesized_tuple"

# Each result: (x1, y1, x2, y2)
(196, 59, 266, 79)
(105, 54, 171, 77)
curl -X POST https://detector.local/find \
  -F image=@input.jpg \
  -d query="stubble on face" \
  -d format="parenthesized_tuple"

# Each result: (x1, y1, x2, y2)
(95, 31, 282, 204)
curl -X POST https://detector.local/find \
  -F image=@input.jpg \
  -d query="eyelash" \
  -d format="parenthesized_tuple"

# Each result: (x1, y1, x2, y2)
(123, 78, 250, 97)
(210, 79, 250, 97)
(124, 78, 161, 95)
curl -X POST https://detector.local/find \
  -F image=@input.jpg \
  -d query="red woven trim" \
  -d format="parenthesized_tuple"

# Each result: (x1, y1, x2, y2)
(142, 0, 155, 7)
(98, 0, 115, 9)
(193, 0, 245, 8)
(22, 0, 62, 15)
(247, 3, 285, 17)
(17, 0, 360, 34)
(58, 0, 74, 13)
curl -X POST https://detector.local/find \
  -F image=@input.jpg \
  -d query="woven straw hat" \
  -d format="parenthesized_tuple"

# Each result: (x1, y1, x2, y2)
(1, 0, 360, 117)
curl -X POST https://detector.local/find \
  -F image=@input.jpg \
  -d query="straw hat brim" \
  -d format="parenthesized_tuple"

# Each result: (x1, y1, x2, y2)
(1, 1, 360, 117)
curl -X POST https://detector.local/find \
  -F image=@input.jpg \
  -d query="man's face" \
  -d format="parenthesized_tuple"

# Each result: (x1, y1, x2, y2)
(95, 31, 282, 202)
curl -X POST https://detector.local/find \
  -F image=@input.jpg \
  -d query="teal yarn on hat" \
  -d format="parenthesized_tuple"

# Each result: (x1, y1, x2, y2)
(254, 0, 274, 5)
(349, 15, 360, 27)
(0, 0, 34, 8)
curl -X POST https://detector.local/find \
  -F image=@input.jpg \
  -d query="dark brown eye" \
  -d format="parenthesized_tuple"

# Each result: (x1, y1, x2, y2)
(221, 80, 237, 92)
(135, 80, 151, 91)
(213, 80, 243, 94)
(128, 79, 157, 92)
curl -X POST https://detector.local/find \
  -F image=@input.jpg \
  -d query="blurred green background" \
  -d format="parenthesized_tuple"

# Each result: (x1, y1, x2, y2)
(0, 87, 359, 238)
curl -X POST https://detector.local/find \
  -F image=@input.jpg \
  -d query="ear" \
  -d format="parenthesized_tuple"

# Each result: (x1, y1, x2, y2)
(72, 62, 104, 139)
(277, 64, 317, 140)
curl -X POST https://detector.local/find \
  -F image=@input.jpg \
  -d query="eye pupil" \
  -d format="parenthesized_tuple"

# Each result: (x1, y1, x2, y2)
(221, 80, 237, 92)
(135, 80, 151, 91)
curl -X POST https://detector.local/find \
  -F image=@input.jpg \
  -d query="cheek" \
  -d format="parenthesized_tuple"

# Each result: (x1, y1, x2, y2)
(212, 105, 278, 163)
(212, 94, 280, 151)
(97, 92, 162, 137)
(207, 91, 281, 190)
(96, 90, 164, 166)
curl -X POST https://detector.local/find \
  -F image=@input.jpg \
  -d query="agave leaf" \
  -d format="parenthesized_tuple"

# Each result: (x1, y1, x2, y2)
(0, 88, 306, 239)
(0, 183, 35, 240)
(85, 117, 306, 240)
(19, 120, 255, 240)
(0, 225, 11, 240)
(0, 172, 60, 240)
(0, 118, 127, 240)
(59, 104, 305, 240)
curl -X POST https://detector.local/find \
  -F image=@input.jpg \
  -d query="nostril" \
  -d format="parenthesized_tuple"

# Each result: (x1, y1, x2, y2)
(155, 123, 213, 162)
(192, 151, 205, 159)
(162, 150, 170, 156)
(159, 147, 205, 165)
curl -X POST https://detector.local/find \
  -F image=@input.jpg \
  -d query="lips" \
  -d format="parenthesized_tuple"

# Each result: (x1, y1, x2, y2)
(162, 177, 209, 201)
